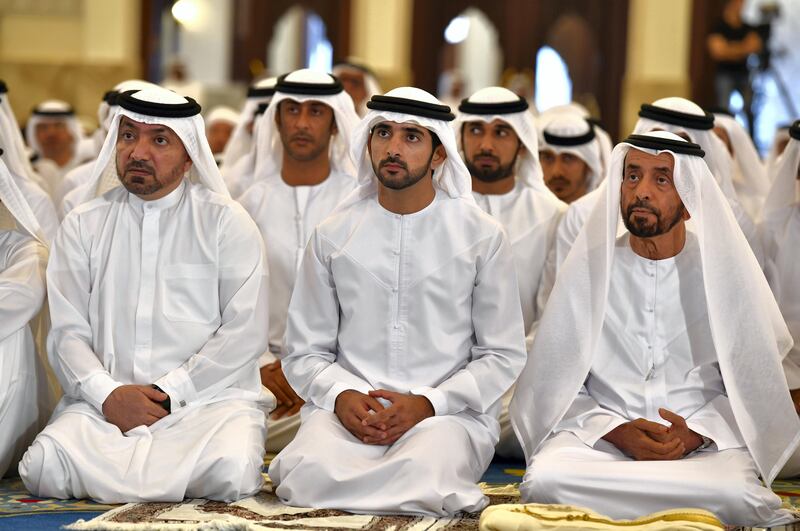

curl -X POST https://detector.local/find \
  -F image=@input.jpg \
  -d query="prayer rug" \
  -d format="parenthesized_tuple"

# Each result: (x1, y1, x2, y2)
(64, 481, 520, 530)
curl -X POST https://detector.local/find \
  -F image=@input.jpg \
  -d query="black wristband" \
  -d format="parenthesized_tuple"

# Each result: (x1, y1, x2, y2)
(151, 384, 171, 413)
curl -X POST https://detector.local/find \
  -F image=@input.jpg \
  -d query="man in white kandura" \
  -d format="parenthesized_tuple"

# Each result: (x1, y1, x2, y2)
(547, 97, 763, 289)
(205, 106, 239, 164)
(0, 155, 55, 478)
(238, 69, 359, 452)
(26, 100, 90, 194)
(19, 87, 271, 503)
(633, 97, 761, 256)
(269, 88, 527, 515)
(538, 113, 605, 205)
(535, 113, 607, 307)
(453, 86, 564, 458)
(59, 79, 159, 213)
(761, 119, 800, 478)
(511, 131, 800, 527)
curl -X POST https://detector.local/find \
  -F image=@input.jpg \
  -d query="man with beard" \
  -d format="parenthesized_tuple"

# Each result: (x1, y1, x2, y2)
(539, 113, 604, 204)
(511, 131, 799, 527)
(269, 88, 526, 515)
(20, 87, 271, 503)
(453, 87, 564, 458)
(237, 70, 359, 452)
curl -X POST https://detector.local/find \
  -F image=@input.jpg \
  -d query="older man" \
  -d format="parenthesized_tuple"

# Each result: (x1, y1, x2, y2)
(512, 131, 799, 527)
(269, 88, 526, 515)
(59, 80, 159, 212)
(20, 87, 271, 503)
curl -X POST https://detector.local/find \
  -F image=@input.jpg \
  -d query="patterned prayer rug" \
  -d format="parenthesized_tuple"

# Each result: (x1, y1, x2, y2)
(60, 477, 800, 531)
(64, 482, 520, 530)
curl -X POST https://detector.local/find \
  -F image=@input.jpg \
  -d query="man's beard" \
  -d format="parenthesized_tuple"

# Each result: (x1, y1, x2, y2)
(117, 159, 180, 196)
(622, 198, 685, 238)
(373, 152, 433, 190)
(465, 150, 517, 183)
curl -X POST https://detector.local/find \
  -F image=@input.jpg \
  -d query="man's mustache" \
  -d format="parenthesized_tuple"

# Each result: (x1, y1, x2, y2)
(379, 156, 408, 170)
(626, 198, 660, 217)
(472, 151, 499, 163)
(125, 161, 155, 175)
(290, 133, 314, 143)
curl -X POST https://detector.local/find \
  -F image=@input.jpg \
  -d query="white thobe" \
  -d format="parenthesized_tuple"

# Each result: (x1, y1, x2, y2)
(269, 190, 527, 516)
(239, 170, 355, 451)
(56, 160, 94, 214)
(0, 231, 50, 477)
(33, 157, 81, 201)
(537, 188, 602, 309)
(761, 205, 800, 479)
(472, 179, 563, 458)
(522, 234, 792, 527)
(761, 206, 800, 390)
(10, 175, 59, 244)
(19, 180, 272, 503)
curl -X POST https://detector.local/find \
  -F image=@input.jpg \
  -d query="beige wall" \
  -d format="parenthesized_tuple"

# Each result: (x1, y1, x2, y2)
(0, 0, 141, 127)
(349, 0, 413, 90)
(620, 0, 692, 136)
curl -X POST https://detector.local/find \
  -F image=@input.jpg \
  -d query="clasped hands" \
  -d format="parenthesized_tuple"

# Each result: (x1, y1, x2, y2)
(602, 408, 704, 461)
(334, 389, 434, 445)
(102, 384, 170, 433)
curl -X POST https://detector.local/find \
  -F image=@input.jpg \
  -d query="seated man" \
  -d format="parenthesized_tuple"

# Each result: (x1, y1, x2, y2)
(238, 70, 359, 452)
(511, 131, 799, 527)
(539, 113, 604, 204)
(26, 100, 88, 194)
(0, 156, 54, 478)
(58, 80, 159, 212)
(760, 119, 800, 478)
(453, 86, 565, 458)
(269, 88, 527, 516)
(204, 106, 239, 164)
(19, 87, 271, 503)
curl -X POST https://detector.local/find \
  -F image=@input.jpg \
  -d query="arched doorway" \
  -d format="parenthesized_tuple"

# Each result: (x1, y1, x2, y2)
(267, 6, 333, 76)
(438, 8, 503, 105)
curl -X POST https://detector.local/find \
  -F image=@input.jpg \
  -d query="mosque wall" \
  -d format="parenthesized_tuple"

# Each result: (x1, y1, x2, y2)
(0, 0, 141, 127)
(0, 0, 698, 140)
(620, 0, 692, 136)
(349, 0, 413, 89)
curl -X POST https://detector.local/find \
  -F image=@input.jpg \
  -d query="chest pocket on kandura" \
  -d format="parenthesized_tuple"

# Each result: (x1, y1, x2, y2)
(161, 263, 219, 324)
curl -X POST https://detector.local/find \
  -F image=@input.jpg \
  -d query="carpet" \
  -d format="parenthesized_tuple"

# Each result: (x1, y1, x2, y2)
(64, 481, 520, 530)
(2, 461, 799, 530)
(0, 478, 115, 517)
